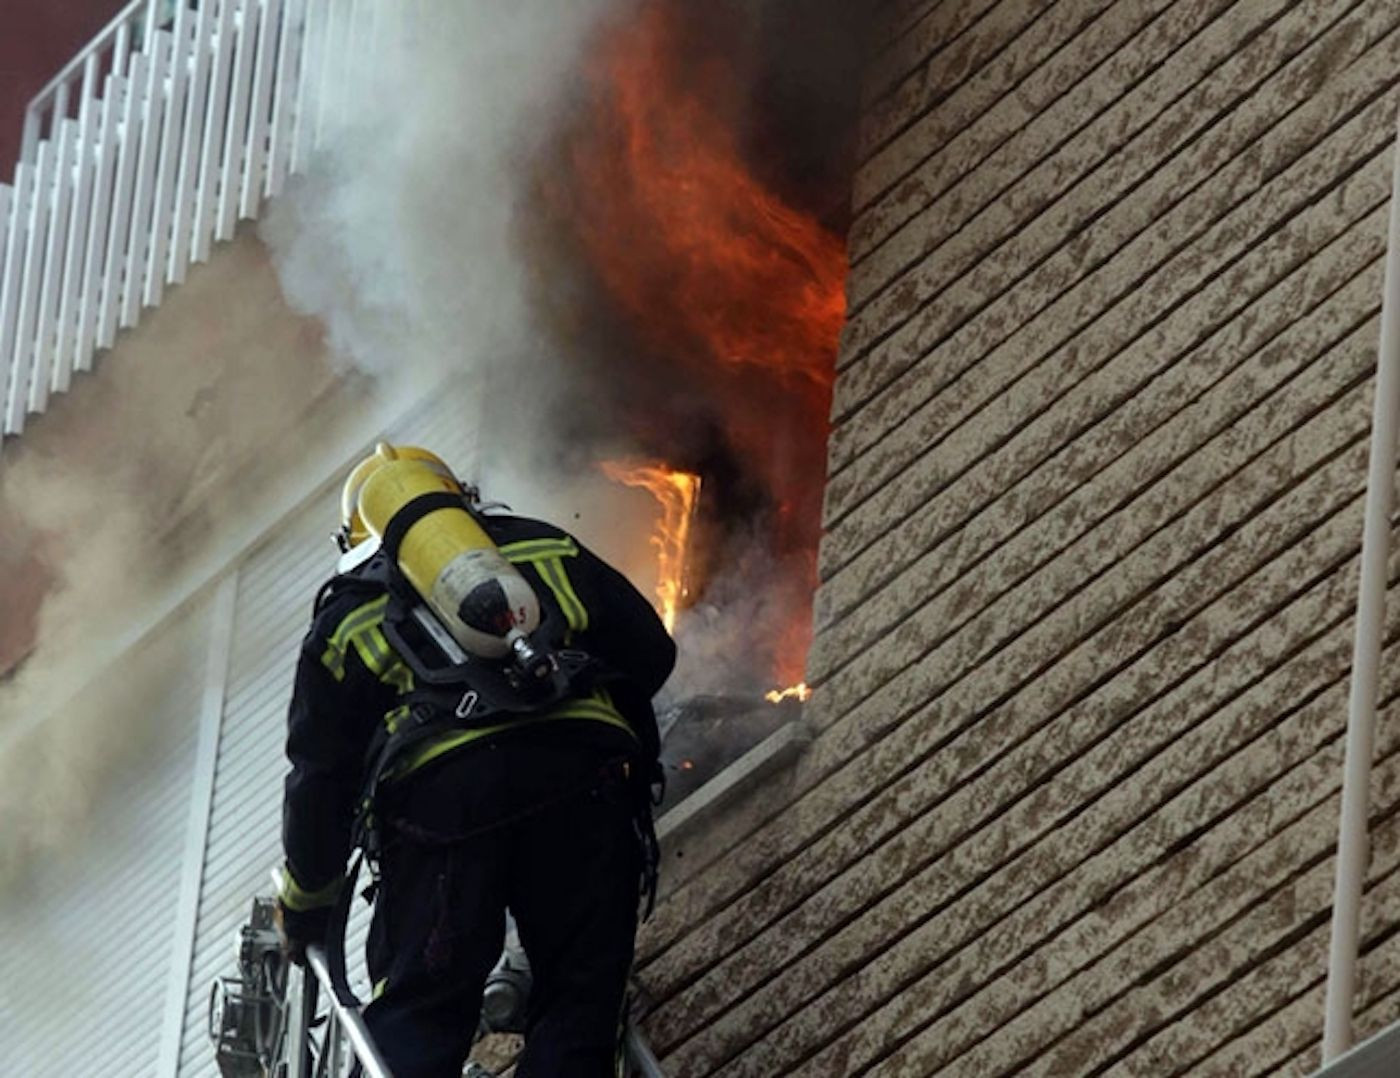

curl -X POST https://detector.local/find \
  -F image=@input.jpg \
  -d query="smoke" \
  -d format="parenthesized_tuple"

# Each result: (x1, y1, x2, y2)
(0, 0, 866, 899)
(521, 0, 860, 698)
(260, 0, 634, 463)
(0, 598, 203, 896)
(258, 0, 756, 648)
(665, 528, 815, 700)
(0, 226, 389, 881)
(0, 0, 638, 847)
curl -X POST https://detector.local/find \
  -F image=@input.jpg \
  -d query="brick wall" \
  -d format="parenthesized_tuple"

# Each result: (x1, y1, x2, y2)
(637, 1, 1400, 1073)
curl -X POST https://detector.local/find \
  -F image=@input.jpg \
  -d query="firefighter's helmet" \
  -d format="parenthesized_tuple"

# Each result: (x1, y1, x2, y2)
(338, 442, 462, 550)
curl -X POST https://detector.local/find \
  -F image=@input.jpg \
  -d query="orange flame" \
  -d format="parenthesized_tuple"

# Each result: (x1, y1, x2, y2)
(601, 461, 701, 633)
(560, 0, 847, 687)
(568, 2, 847, 390)
(765, 683, 812, 704)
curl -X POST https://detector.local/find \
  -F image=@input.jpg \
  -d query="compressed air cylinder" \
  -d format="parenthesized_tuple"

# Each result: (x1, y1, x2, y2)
(357, 459, 540, 660)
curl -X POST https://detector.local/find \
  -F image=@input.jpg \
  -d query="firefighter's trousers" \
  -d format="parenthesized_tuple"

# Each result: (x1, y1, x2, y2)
(361, 736, 643, 1078)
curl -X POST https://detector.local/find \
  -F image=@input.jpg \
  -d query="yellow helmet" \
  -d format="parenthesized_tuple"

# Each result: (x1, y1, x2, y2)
(338, 442, 463, 550)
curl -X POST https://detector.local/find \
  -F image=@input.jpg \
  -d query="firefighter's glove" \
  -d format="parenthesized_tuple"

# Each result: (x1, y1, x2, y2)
(275, 901, 333, 967)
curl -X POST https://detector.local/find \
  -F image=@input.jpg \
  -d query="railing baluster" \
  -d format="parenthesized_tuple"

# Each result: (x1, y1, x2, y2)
(143, 0, 161, 54)
(341, 0, 365, 133)
(314, 0, 345, 150)
(192, 0, 238, 264)
(242, 0, 282, 216)
(0, 178, 20, 432)
(31, 120, 78, 415)
(145, 2, 191, 308)
(52, 82, 72, 137)
(265, 0, 303, 198)
(53, 54, 100, 393)
(122, 30, 171, 328)
(19, 111, 41, 166)
(75, 73, 122, 374)
(97, 52, 147, 350)
(0, 185, 11, 313)
(218, 0, 260, 240)
(114, 22, 133, 80)
(290, 0, 326, 175)
(169, 0, 214, 284)
(8, 142, 54, 434)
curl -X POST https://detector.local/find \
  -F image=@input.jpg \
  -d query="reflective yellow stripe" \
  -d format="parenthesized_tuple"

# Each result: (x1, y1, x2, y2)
(535, 556, 588, 633)
(279, 866, 344, 912)
(321, 641, 346, 680)
(382, 659, 414, 694)
(499, 536, 589, 635)
(352, 624, 388, 669)
(353, 625, 415, 692)
(384, 704, 410, 734)
(390, 690, 634, 780)
(499, 537, 579, 562)
(322, 599, 414, 693)
(329, 595, 389, 649)
(321, 596, 390, 680)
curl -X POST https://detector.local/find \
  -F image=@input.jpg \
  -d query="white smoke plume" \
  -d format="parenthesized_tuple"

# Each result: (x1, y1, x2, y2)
(261, 0, 633, 443)
(260, 0, 687, 615)
(0, 0, 647, 886)
(0, 320, 381, 889)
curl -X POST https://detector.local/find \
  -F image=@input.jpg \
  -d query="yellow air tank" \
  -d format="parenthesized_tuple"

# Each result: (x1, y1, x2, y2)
(357, 456, 540, 661)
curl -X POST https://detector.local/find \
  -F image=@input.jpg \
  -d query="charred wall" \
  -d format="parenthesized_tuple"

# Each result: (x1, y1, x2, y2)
(637, 1, 1400, 1074)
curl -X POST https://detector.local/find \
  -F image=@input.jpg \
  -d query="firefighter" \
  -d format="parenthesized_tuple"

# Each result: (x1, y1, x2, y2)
(275, 443, 675, 1077)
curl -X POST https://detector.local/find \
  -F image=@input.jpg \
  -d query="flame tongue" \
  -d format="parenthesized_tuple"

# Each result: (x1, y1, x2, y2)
(565, 0, 848, 692)
(567, 0, 847, 389)
(601, 461, 701, 633)
(765, 683, 811, 704)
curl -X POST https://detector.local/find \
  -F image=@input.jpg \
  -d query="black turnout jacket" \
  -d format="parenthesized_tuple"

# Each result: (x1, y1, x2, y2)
(280, 513, 676, 910)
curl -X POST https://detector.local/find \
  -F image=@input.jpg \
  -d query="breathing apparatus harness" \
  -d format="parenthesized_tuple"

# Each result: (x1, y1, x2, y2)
(334, 488, 611, 851)
(343, 477, 656, 871)
(308, 450, 662, 1009)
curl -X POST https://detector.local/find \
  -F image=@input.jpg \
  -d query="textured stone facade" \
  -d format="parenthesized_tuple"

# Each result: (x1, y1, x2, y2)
(638, 2, 1400, 1073)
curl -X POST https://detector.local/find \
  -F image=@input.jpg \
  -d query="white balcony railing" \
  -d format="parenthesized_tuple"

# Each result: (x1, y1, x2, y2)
(0, 0, 363, 439)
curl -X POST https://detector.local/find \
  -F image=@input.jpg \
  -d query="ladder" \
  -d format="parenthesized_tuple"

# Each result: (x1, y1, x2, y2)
(209, 896, 669, 1077)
